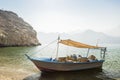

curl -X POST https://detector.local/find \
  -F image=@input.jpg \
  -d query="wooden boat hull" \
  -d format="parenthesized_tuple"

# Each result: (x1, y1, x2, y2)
(30, 58, 104, 72)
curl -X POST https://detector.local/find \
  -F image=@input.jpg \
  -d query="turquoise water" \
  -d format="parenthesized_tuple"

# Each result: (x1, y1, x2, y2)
(0, 44, 120, 80)
(103, 45, 120, 78)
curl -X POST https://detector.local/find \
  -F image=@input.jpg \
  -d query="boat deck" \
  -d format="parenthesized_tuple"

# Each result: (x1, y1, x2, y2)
(30, 57, 104, 64)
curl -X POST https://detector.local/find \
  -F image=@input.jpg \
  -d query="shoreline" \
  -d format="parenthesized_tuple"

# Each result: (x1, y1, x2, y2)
(0, 67, 39, 80)
(0, 66, 120, 80)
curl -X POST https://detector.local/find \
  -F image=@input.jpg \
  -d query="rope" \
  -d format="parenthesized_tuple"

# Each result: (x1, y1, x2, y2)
(28, 39, 57, 56)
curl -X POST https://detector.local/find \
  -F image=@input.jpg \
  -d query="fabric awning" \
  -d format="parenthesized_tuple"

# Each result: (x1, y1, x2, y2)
(59, 39, 102, 49)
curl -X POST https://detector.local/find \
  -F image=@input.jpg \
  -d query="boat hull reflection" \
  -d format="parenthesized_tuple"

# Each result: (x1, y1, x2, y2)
(24, 68, 115, 80)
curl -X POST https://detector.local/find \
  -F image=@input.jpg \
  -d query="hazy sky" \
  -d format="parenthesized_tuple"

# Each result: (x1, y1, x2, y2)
(0, 0, 120, 36)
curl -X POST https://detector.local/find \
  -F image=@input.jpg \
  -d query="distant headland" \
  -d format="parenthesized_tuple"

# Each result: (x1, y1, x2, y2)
(0, 10, 40, 47)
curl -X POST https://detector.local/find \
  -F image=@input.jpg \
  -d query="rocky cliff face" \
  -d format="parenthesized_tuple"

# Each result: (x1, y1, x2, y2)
(0, 10, 40, 46)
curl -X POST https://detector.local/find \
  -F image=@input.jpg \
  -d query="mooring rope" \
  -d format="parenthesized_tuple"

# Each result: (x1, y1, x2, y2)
(27, 39, 58, 57)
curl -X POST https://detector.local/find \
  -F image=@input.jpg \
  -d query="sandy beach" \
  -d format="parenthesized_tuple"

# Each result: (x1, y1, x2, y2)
(0, 67, 39, 80)
(1, 66, 120, 80)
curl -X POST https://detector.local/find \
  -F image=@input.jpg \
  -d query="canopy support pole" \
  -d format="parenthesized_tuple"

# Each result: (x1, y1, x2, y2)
(100, 49, 102, 59)
(86, 48, 90, 57)
(103, 48, 106, 60)
(100, 47, 106, 60)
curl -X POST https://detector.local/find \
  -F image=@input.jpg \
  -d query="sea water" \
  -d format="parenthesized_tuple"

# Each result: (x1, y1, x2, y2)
(0, 43, 120, 80)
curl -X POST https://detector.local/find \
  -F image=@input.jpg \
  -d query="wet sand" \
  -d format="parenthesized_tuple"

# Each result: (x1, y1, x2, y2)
(0, 67, 39, 80)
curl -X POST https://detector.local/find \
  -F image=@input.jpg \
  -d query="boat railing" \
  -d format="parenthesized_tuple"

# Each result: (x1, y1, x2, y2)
(52, 54, 100, 63)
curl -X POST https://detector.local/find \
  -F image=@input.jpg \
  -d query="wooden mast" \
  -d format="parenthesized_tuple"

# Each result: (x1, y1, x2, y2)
(56, 36, 60, 60)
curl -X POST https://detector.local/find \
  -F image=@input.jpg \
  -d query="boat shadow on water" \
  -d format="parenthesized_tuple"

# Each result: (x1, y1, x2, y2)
(23, 68, 115, 80)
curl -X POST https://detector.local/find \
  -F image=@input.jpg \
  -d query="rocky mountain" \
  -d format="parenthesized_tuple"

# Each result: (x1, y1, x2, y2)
(0, 10, 40, 47)
(71, 30, 120, 44)
(37, 30, 120, 45)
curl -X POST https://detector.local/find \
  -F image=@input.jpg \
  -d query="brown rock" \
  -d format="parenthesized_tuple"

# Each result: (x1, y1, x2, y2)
(0, 10, 40, 47)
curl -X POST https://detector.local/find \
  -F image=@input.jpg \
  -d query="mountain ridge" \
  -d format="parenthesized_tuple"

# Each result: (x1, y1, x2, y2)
(37, 30, 120, 44)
